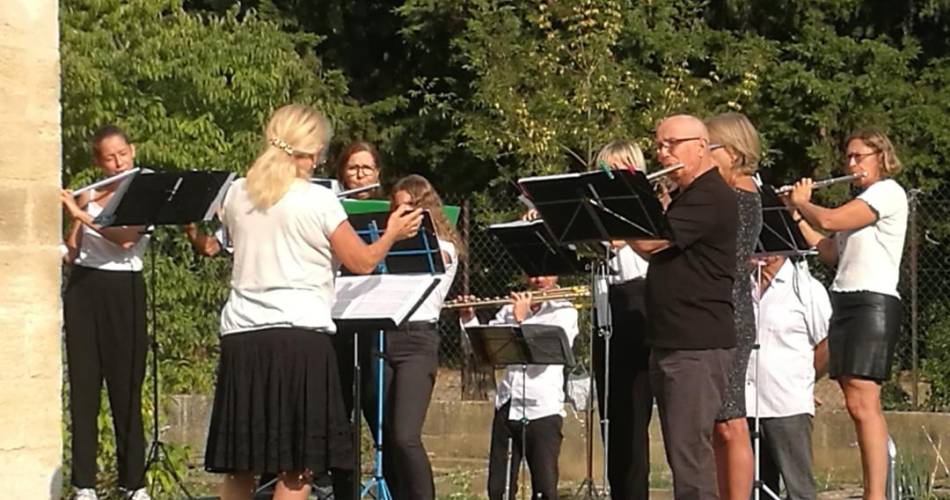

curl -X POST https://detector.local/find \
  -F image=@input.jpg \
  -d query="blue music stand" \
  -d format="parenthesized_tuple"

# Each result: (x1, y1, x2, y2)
(336, 210, 444, 500)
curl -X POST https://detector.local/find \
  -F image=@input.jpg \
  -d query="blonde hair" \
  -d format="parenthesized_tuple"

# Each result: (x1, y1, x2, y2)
(705, 113, 761, 176)
(246, 104, 333, 209)
(846, 129, 902, 176)
(595, 140, 646, 172)
(391, 174, 467, 262)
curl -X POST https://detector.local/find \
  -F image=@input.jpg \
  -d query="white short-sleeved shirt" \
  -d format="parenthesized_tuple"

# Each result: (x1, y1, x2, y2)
(461, 300, 579, 421)
(608, 245, 649, 284)
(74, 192, 150, 271)
(219, 178, 348, 335)
(746, 260, 831, 418)
(831, 179, 908, 297)
(407, 239, 459, 323)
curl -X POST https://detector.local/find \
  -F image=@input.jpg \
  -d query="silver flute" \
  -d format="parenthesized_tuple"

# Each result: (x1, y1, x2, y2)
(646, 163, 684, 181)
(775, 172, 867, 194)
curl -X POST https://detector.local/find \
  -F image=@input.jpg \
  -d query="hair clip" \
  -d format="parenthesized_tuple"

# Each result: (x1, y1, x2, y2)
(269, 137, 294, 156)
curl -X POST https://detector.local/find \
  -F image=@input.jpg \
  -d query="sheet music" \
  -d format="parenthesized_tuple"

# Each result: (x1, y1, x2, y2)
(332, 274, 440, 323)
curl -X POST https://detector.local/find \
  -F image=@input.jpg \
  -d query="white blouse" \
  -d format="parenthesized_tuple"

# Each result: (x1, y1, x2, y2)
(74, 192, 150, 271)
(219, 179, 348, 335)
(831, 179, 908, 298)
(406, 239, 459, 323)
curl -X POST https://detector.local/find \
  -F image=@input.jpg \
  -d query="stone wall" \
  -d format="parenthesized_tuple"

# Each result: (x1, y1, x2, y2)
(0, 1, 63, 498)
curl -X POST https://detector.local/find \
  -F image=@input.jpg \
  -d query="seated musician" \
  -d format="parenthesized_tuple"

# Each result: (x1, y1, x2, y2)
(457, 275, 579, 500)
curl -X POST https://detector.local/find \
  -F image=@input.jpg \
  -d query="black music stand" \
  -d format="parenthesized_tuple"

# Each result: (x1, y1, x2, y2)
(331, 211, 445, 500)
(518, 168, 671, 498)
(750, 181, 814, 500)
(488, 218, 585, 277)
(96, 170, 235, 500)
(465, 324, 575, 500)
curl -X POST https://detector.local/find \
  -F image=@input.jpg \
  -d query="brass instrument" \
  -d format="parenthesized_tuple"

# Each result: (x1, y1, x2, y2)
(775, 172, 867, 195)
(444, 286, 591, 310)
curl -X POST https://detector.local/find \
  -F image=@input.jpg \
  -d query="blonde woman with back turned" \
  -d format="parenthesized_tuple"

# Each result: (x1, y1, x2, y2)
(203, 104, 423, 500)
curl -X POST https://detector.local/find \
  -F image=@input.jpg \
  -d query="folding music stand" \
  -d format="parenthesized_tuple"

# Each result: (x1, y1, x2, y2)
(750, 181, 814, 500)
(518, 168, 671, 498)
(332, 211, 445, 500)
(95, 169, 235, 500)
(487, 218, 585, 277)
(465, 324, 575, 500)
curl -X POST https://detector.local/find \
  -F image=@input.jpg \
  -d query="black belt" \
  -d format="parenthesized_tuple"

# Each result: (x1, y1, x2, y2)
(399, 321, 438, 332)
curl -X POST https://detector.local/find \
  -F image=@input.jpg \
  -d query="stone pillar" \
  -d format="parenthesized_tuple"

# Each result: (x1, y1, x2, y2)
(0, 1, 64, 498)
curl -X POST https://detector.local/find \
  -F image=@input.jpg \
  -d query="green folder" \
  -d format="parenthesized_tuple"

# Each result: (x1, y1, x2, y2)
(342, 199, 460, 227)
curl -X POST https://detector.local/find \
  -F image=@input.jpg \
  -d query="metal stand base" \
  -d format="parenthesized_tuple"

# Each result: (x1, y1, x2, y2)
(361, 329, 393, 500)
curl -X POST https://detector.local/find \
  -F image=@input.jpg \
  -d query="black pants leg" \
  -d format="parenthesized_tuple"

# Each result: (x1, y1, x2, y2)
(361, 326, 439, 500)
(487, 403, 563, 500)
(592, 280, 652, 500)
(65, 267, 148, 490)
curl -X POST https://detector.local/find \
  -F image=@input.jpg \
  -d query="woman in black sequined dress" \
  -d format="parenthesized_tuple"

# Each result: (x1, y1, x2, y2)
(705, 113, 763, 500)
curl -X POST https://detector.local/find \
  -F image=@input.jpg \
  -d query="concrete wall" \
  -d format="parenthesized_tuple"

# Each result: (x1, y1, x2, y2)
(168, 395, 950, 488)
(0, 1, 63, 498)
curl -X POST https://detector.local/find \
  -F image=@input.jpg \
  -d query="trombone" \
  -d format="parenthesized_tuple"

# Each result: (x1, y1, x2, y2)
(444, 286, 591, 310)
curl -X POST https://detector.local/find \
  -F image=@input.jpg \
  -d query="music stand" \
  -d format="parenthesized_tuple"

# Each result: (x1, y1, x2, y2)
(519, 168, 671, 497)
(465, 324, 574, 500)
(333, 211, 445, 500)
(95, 169, 235, 500)
(487, 218, 585, 277)
(750, 182, 814, 500)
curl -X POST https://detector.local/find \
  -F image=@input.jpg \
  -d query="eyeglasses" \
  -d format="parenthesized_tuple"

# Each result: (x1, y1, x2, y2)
(844, 151, 879, 164)
(709, 143, 724, 151)
(655, 136, 703, 152)
(345, 164, 378, 176)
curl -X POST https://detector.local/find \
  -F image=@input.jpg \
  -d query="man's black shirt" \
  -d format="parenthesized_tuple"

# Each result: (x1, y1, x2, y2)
(646, 168, 738, 349)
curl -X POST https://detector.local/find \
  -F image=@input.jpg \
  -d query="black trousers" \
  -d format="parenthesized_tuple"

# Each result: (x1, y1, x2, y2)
(592, 279, 652, 500)
(487, 402, 564, 500)
(359, 323, 440, 500)
(64, 266, 148, 489)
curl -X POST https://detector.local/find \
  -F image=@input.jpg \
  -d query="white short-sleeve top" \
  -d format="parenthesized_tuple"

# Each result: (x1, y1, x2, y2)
(831, 179, 908, 298)
(219, 178, 348, 335)
(406, 239, 459, 323)
(74, 191, 150, 271)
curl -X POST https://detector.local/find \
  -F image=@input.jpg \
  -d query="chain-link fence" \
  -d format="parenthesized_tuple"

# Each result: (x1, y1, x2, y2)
(437, 189, 950, 411)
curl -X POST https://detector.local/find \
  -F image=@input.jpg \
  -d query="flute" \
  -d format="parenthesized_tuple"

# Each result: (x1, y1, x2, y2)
(71, 168, 141, 196)
(775, 172, 867, 195)
(646, 163, 684, 181)
(338, 182, 381, 199)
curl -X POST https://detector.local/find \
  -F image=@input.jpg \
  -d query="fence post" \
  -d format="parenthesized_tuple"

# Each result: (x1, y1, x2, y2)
(459, 199, 493, 400)
(909, 189, 919, 409)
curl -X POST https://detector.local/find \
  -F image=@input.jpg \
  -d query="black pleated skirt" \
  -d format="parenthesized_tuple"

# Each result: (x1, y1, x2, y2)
(829, 291, 903, 382)
(204, 328, 354, 475)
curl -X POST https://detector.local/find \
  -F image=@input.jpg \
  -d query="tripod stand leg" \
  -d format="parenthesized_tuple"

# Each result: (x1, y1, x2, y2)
(503, 437, 513, 500)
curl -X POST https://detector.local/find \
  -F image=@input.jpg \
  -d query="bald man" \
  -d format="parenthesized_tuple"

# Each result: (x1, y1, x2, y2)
(628, 115, 739, 499)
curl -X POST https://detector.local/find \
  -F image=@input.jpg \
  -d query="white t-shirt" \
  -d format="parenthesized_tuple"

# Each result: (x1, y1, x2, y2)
(219, 178, 348, 335)
(608, 245, 649, 284)
(461, 300, 579, 421)
(74, 192, 150, 271)
(746, 260, 831, 418)
(407, 239, 459, 323)
(831, 179, 907, 297)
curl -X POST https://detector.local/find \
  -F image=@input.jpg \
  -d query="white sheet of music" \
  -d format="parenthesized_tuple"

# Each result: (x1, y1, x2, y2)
(332, 274, 440, 323)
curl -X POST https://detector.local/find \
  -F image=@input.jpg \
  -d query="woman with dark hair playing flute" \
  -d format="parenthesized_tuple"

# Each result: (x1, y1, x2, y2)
(785, 129, 907, 500)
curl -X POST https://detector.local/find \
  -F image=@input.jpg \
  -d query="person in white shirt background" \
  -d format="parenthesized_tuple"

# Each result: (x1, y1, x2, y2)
(787, 128, 907, 500)
(591, 140, 654, 500)
(357, 174, 464, 500)
(60, 125, 152, 500)
(747, 256, 830, 500)
(458, 274, 579, 500)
